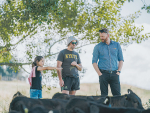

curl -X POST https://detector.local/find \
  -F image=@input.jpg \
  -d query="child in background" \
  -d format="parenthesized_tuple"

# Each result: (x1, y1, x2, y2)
(28, 56, 62, 99)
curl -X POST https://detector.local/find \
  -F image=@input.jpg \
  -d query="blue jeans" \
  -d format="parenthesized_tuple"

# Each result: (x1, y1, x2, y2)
(30, 89, 42, 99)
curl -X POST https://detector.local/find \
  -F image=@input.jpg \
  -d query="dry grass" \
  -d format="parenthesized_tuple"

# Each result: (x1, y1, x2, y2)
(0, 81, 150, 113)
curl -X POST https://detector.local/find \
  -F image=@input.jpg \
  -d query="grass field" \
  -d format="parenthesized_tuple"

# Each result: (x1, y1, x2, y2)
(0, 81, 150, 113)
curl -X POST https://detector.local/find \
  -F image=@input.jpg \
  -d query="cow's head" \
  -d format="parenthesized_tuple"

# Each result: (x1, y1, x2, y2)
(12, 91, 23, 99)
(52, 93, 70, 100)
(103, 96, 125, 107)
(102, 89, 144, 109)
(124, 89, 144, 109)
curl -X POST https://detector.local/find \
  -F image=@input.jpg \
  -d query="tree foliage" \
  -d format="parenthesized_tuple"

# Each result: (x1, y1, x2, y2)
(0, 0, 149, 73)
(0, 65, 18, 77)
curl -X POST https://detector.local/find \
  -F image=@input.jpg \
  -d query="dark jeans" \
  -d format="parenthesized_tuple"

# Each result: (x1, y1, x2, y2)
(99, 70, 121, 96)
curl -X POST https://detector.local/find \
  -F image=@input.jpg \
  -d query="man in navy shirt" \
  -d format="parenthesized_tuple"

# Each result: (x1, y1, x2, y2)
(92, 28, 124, 96)
(57, 36, 82, 95)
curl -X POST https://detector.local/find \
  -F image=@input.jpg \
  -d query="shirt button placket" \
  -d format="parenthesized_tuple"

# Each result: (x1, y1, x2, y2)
(108, 45, 112, 71)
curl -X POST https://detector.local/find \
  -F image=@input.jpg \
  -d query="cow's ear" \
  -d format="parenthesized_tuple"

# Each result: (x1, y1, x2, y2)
(103, 96, 109, 105)
(128, 89, 133, 94)
(18, 91, 22, 96)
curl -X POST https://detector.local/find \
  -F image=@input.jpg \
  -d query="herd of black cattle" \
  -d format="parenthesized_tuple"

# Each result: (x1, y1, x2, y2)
(8, 89, 150, 113)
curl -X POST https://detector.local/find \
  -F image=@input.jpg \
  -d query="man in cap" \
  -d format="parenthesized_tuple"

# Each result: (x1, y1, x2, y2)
(57, 36, 82, 95)
(92, 28, 124, 96)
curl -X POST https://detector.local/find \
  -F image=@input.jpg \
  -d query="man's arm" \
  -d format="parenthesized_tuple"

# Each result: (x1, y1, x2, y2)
(76, 64, 82, 71)
(71, 62, 82, 71)
(92, 45, 101, 76)
(92, 63, 102, 76)
(117, 61, 123, 75)
(57, 61, 64, 87)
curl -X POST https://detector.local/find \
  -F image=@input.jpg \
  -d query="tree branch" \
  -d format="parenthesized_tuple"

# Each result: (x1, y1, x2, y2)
(45, 43, 92, 58)
(20, 66, 30, 74)
(0, 26, 38, 54)
(0, 63, 31, 66)
(48, 38, 66, 54)
(11, 26, 38, 46)
(0, 48, 11, 54)
(44, 52, 59, 58)
(75, 43, 92, 49)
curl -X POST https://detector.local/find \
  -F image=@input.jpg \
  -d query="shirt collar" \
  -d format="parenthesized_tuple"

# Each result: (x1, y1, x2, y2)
(101, 40, 114, 45)
(110, 40, 114, 43)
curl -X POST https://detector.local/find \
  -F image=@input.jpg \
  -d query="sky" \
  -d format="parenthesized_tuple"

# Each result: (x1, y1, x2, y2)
(80, 0, 150, 90)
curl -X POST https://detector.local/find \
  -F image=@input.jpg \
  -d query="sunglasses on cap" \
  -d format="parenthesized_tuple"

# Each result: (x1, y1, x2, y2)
(99, 30, 108, 34)
(72, 42, 77, 45)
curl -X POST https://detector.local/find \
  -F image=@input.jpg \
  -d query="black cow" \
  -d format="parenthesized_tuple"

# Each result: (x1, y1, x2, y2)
(142, 108, 150, 113)
(28, 104, 67, 113)
(9, 92, 67, 113)
(52, 93, 102, 101)
(65, 98, 144, 113)
(28, 105, 49, 113)
(101, 94, 144, 109)
(94, 89, 144, 109)
(125, 89, 144, 109)
(8, 110, 22, 113)
(53, 89, 144, 109)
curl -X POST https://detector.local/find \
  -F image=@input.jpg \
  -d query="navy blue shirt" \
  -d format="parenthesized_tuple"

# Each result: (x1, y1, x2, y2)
(92, 40, 124, 71)
(57, 49, 81, 78)
(30, 66, 42, 90)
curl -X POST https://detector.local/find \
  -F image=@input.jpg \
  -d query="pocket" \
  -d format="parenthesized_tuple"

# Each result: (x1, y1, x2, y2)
(111, 48, 117, 56)
(30, 89, 38, 99)
(99, 74, 102, 78)
(30, 89, 38, 92)
(99, 75, 102, 82)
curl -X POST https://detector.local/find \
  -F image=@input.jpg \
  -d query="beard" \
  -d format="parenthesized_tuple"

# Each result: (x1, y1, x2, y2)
(101, 38, 107, 43)
(70, 46, 75, 50)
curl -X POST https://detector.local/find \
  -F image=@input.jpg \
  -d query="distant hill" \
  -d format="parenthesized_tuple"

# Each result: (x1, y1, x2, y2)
(0, 81, 150, 112)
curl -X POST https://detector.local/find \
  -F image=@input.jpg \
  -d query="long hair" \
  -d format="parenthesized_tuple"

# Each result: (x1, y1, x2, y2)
(32, 56, 43, 68)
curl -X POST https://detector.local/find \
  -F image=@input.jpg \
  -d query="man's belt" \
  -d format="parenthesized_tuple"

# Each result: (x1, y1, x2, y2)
(100, 69, 117, 74)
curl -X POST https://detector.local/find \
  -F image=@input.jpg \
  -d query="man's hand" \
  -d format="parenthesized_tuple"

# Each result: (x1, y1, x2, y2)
(59, 79, 64, 87)
(116, 72, 120, 75)
(93, 63, 102, 77)
(99, 73, 102, 76)
(71, 61, 77, 66)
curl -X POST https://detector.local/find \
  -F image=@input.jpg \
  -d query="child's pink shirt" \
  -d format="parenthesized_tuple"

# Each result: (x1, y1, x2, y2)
(28, 66, 36, 86)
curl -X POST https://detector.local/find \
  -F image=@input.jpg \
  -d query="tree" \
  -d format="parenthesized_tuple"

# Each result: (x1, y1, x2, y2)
(0, 0, 149, 73)
(0, 65, 18, 77)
